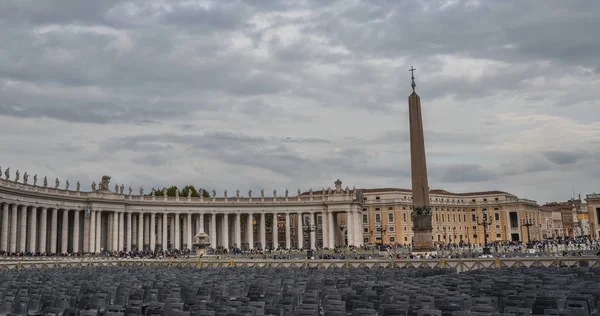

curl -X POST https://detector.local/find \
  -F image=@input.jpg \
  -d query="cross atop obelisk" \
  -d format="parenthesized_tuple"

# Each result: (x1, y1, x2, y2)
(407, 66, 434, 253)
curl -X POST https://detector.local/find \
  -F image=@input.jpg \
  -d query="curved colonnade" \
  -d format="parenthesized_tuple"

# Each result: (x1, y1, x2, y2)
(0, 178, 363, 254)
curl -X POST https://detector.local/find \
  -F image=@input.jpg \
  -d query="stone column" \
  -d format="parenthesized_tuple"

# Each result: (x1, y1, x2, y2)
(62, 210, 69, 253)
(272, 213, 278, 250)
(355, 211, 362, 246)
(150, 213, 156, 251)
(126, 212, 132, 251)
(10, 204, 18, 253)
(210, 214, 217, 249)
(328, 212, 335, 247)
(28, 207, 37, 253)
(18, 206, 27, 252)
(297, 213, 303, 250)
(247, 214, 254, 249)
(144, 215, 150, 249)
(199, 214, 205, 233)
(285, 213, 291, 249)
(89, 210, 96, 253)
(1, 203, 8, 252)
(83, 209, 89, 253)
(346, 211, 353, 247)
(50, 208, 57, 253)
(235, 213, 241, 248)
(73, 210, 80, 253)
(321, 211, 329, 248)
(138, 213, 144, 250)
(157, 216, 162, 250)
(112, 212, 119, 251)
(170, 215, 175, 250)
(186, 213, 192, 250)
(95, 211, 102, 252)
(40, 208, 47, 254)
(310, 213, 317, 250)
(174, 213, 180, 249)
(222, 213, 229, 248)
(118, 212, 124, 251)
(162, 213, 168, 250)
(259, 213, 266, 249)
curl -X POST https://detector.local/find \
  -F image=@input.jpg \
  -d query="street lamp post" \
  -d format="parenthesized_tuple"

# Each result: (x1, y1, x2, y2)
(376, 222, 387, 247)
(477, 209, 493, 255)
(521, 213, 535, 247)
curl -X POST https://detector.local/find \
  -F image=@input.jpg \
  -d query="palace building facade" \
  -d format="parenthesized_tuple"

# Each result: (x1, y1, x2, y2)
(0, 171, 540, 254)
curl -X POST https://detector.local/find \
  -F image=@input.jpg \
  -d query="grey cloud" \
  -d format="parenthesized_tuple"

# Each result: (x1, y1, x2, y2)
(543, 151, 585, 165)
(432, 164, 497, 183)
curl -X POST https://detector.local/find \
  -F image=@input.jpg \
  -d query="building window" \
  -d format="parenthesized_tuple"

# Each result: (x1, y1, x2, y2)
(484, 198, 487, 202)
(363, 228, 369, 233)
(472, 214, 476, 221)
(464, 215, 466, 222)
(375, 213, 381, 223)
(388, 226, 395, 232)
(472, 199, 476, 202)
(403, 213, 406, 222)
(495, 198, 499, 201)
(375, 208, 380, 211)
(388, 207, 393, 210)
(473, 234, 478, 238)
(364, 197, 367, 201)
(404, 236, 408, 241)
(496, 225, 500, 229)
(364, 238, 369, 243)
(495, 213, 500, 221)
(376, 196, 380, 200)
(453, 215, 456, 222)
(496, 233, 501, 238)
(472, 226, 476, 231)
(435, 214, 439, 222)
(388, 213, 394, 223)
(390, 236, 395, 242)
(362, 214, 368, 224)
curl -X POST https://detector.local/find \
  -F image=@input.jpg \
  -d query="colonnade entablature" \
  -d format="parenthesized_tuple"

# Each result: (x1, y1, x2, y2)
(0, 175, 364, 255)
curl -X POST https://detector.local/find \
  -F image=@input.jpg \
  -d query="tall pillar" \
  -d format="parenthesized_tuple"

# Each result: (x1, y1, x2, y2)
(169, 215, 175, 250)
(138, 213, 144, 250)
(199, 214, 205, 233)
(50, 208, 57, 253)
(1, 203, 8, 252)
(126, 212, 132, 251)
(297, 213, 303, 250)
(328, 212, 335, 247)
(9, 205, 17, 253)
(186, 213, 192, 250)
(73, 210, 80, 253)
(321, 211, 328, 249)
(408, 76, 434, 252)
(259, 213, 266, 249)
(174, 213, 180, 249)
(62, 210, 69, 253)
(95, 211, 102, 252)
(144, 215, 150, 249)
(346, 212, 353, 247)
(150, 213, 156, 251)
(272, 213, 278, 249)
(247, 214, 254, 249)
(285, 213, 291, 250)
(19, 206, 29, 252)
(210, 214, 217, 249)
(162, 213, 168, 250)
(157, 216, 162, 249)
(112, 212, 119, 251)
(222, 213, 229, 248)
(40, 208, 47, 254)
(235, 213, 241, 248)
(89, 210, 96, 253)
(355, 211, 362, 246)
(118, 212, 124, 251)
(83, 209, 89, 253)
(29, 207, 38, 252)
(310, 213, 317, 250)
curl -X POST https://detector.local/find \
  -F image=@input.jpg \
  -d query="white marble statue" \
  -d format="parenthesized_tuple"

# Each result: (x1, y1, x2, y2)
(23, 172, 29, 184)
(224, 189, 228, 198)
(55, 178, 60, 189)
(65, 179, 70, 190)
(139, 186, 144, 195)
(236, 189, 240, 198)
(33, 174, 37, 186)
(297, 189, 301, 196)
(43, 176, 48, 187)
(273, 189, 277, 197)
(199, 188, 204, 197)
(151, 188, 156, 196)
(120, 184, 124, 194)
(15, 170, 20, 182)
(115, 183, 119, 192)
(285, 189, 289, 197)
(4, 167, 10, 180)
(163, 189, 167, 198)
(99, 175, 111, 192)
(335, 179, 342, 191)
(175, 189, 179, 197)
(91, 181, 97, 191)
(248, 189, 252, 198)
(260, 189, 264, 198)
(212, 189, 216, 198)
(187, 189, 192, 197)
(77, 181, 81, 192)
(309, 188, 313, 196)
(128, 185, 132, 195)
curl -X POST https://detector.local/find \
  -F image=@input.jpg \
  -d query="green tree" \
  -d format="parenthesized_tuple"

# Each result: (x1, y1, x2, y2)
(147, 185, 210, 197)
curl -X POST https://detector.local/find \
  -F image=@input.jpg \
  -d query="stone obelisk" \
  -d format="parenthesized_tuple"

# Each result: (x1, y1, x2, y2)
(408, 67, 434, 253)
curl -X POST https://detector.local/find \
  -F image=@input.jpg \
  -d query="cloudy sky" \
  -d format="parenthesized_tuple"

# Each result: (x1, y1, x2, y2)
(1, 0, 599, 204)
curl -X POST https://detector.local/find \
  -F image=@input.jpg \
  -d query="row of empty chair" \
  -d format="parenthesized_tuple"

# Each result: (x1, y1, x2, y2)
(1, 266, 599, 316)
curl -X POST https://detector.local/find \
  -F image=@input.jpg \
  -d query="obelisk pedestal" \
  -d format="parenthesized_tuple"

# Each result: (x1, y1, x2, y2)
(408, 73, 435, 254)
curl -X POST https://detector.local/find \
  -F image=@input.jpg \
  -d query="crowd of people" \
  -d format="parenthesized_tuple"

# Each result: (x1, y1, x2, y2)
(1, 236, 599, 260)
